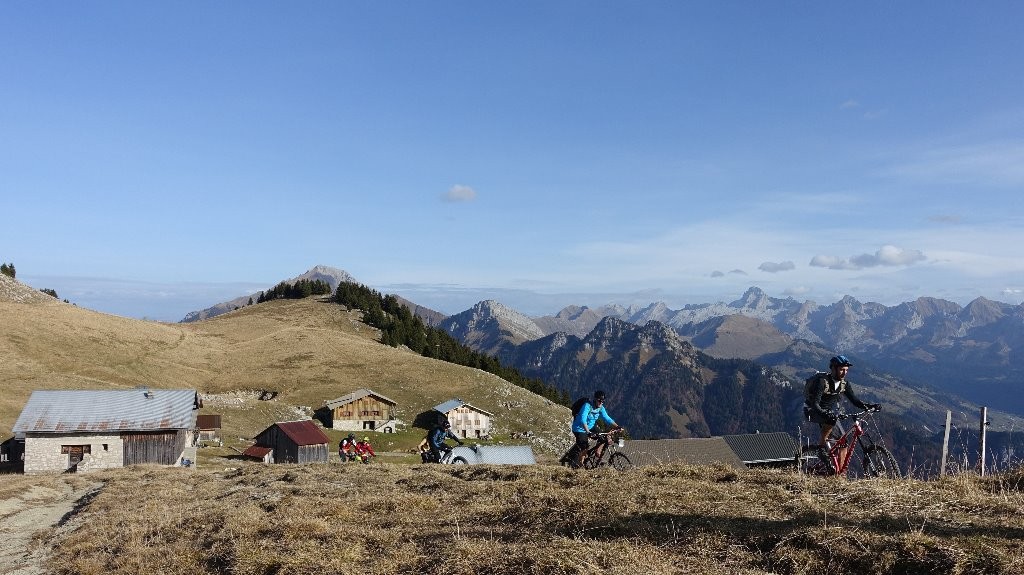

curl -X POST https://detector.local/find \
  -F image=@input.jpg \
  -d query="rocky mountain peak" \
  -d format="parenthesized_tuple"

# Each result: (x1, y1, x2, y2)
(731, 286, 768, 309)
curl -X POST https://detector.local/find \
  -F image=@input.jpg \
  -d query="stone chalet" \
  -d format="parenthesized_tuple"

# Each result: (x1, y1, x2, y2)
(12, 389, 201, 474)
(433, 399, 494, 439)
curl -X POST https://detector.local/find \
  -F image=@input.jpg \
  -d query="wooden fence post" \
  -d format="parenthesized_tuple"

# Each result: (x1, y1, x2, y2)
(979, 407, 988, 477)
(940, 410, 951, 477)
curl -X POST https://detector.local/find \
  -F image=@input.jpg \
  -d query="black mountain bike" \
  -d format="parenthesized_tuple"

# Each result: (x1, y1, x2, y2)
(560, 429, 632, 471)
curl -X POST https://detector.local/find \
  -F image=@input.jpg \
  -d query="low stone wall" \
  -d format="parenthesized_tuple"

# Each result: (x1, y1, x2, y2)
(24, 434, 124, 474)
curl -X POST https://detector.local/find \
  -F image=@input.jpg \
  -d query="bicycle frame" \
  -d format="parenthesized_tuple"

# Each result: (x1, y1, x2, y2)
(557, 429, 632, 470)
(803, 409, 898, 479)
(822, 416, 866, 475)
(583, 431, 622, 467)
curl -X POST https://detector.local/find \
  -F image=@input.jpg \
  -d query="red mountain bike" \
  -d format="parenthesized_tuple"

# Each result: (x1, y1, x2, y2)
(801, 409, 900, 479)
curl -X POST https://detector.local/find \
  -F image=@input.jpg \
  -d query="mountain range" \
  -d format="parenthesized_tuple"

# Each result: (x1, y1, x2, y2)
(179, 266, 1024, 450)
(437, 287, 1024, 420)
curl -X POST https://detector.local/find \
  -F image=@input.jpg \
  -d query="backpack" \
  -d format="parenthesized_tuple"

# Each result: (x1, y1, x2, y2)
(804, 371, 844, 404)
(571, 396, 589, 417)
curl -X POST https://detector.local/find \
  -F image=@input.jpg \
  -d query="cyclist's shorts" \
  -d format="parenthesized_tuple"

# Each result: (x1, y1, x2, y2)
(573, 431, 590, 450)
(804, 406, 835, 426)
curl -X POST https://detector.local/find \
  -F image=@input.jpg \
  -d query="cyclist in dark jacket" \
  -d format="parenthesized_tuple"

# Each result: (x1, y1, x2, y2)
(426, 420, 463, 463)
(805, 355, 880, 463)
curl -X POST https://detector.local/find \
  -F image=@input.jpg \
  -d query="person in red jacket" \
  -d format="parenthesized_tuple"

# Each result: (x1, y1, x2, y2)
(354, 436, 376, 464)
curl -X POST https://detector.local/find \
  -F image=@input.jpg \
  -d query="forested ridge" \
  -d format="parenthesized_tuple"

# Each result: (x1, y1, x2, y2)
(333, 281, 568, 405)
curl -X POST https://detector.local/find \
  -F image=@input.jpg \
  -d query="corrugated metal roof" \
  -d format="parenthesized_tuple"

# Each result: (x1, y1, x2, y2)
(242, 445, 273, 458)
(12, 389, 199, 435)
(273, 420, 329, 446)
(722, 432, 798, 464)
(620, 438, 746, 470)
(452, 444, 535, 465)
(325, 388, 397, 409)
(433, 399, 494, 417)
(196, 414, 221, 429)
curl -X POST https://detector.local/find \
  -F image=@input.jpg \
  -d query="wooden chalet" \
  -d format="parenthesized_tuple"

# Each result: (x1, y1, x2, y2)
(433, 399, 493, 439)
(247, 420, 330, 464)
(324, 389, 398, 433)
(11, 389, 201, 474)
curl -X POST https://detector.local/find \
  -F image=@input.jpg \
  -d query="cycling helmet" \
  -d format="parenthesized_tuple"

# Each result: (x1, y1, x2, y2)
(363, 437, 370, 442)
(829, 355, 853, 368)
(347, 433, 356, 440)
(593, 390, 606, 401)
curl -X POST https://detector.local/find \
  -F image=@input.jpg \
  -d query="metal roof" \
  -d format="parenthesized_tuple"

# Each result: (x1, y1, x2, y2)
(722, 432, 798, 464)
(451, 444, 536, 465)
(325, 388, 397, 409)
(619, 438, 747, 470)
(196, 414, 222, 429)
(433, 398, 494, 417)
(12, 389, 199, 435)
(242, 445, 273, 458)
(272, 420, 330, 446)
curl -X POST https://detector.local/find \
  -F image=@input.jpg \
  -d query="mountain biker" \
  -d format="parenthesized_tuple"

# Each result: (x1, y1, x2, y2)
(427, 419, 463, 463)
(571, 390, 622, 468)
(339, 433, 357, 462)
(355, 436, 376, 463)
(805, 355, 880, 467)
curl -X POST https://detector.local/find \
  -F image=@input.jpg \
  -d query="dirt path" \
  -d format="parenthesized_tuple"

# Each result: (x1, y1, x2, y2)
(0, 478, 100, 575)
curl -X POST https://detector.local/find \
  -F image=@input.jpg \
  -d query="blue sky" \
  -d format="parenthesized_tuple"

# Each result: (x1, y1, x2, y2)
(3, 2, 1023, 321)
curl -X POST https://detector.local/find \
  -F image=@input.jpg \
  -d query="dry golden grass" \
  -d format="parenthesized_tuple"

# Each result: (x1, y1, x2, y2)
(1, 280, 571, 453)
(35, 462, 1024, 575)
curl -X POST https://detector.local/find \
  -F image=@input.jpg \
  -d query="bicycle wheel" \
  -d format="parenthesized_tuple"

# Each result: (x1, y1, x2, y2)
(861, 445, 900, 479)
(608, 452, 632, 471)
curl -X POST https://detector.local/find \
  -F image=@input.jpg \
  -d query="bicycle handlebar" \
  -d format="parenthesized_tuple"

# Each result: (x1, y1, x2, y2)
(836, 406, 881, 420)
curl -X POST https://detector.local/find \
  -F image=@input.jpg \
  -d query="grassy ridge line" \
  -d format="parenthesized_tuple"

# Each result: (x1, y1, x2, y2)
(42, 462, 1024, 575)
(1, 295, 572, 452)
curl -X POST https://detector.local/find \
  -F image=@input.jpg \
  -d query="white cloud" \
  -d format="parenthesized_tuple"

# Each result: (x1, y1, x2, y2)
(811, 245, 926, 271)
(840, 100, 860, 110)
(759, 261, 795, 273)
(783, 286, 811, 297)
(441, 184, 477, 202)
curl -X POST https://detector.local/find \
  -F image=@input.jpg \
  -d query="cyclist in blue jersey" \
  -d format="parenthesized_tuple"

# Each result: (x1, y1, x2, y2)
(426, 419, 463, 463)
(571, 390, 622, 468)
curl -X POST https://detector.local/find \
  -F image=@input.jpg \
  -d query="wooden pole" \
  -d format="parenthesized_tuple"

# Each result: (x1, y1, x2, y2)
(979, 407, 988, 477)
(940, 410, 951, 477)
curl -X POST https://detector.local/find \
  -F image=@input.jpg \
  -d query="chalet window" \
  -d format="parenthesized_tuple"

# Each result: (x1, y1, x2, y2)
(61, 445, 91, 454)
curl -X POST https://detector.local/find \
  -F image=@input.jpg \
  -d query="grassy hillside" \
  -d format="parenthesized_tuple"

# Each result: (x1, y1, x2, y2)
(0, 274, 571, 455)
(5, 462, 1024, 575)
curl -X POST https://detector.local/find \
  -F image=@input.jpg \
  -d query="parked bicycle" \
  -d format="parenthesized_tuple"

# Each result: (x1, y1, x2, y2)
(559, 429, 632, 470)
(800, 408, 900, 479)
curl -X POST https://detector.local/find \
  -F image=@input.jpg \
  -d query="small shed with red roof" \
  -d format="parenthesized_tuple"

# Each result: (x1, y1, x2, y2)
(246, 420, 330, 464)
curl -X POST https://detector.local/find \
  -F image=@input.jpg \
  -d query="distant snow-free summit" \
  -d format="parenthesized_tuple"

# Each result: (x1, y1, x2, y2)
(179, 265, 356, 323)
